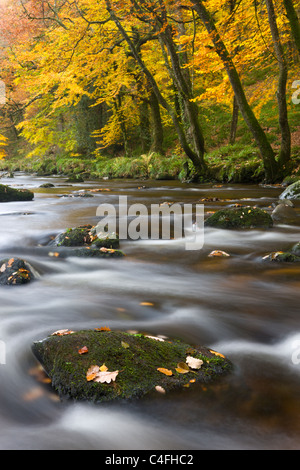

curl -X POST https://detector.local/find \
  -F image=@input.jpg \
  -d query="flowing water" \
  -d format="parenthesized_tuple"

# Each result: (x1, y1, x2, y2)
(0, 172, 299, 450)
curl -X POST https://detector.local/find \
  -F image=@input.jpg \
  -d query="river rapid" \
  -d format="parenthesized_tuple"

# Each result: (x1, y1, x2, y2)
(0, 172, 299, 450)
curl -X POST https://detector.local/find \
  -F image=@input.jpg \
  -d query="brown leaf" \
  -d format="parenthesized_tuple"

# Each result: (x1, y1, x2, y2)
(86, 365, 99, 381)
(51, 329, 75, 336)
(93, 370, 119, 384)
(78, 346, 88, 355)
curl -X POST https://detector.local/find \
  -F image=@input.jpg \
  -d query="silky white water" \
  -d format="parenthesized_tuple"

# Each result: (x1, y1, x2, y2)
(0, 173, 299, 450)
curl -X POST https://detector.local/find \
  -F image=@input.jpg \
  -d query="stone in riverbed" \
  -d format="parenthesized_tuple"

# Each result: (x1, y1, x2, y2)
(205, 206, 273, 229)
(279, 180, 300, 200)
(53, 225, 120, 249)
(262, 241, 300, 262)
(0, 184, 34, 202)
(31, 329, 232, 403)
(0, 258, 34, 285)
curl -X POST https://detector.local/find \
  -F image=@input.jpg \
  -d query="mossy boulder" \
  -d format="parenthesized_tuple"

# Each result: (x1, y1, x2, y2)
(53, 225, 120, 249)
(0, 258, 34, 285)
(262, 241, 300, 262)
(49, 246, 125, 259)
(31, 329, 232, 403)
(205, 206, 273, 229)
(279, 181, 300, 200)
(0, 184, 34, 202)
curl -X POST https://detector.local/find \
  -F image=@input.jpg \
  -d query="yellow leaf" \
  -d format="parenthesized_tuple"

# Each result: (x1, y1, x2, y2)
(209, 349, 225, 359)
(100, 364, 108, 372)
(175, 362, 190, 374)
(121, 341, 130, 349)
(157, 367, 173, 376)
(140, 302, 154, 306)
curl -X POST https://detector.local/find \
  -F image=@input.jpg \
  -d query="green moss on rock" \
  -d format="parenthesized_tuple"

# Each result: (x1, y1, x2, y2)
(54, 225, 120, 249)
(279, 181, 300, 200)
(31, 329, 232, 403)
(0, 258, 34, 285)
(205, 206, 273, 229)
(0, 184, 34, 202)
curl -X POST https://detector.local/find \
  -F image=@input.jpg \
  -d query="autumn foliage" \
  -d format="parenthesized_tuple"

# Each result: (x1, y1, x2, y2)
(0, 0, 299, 181)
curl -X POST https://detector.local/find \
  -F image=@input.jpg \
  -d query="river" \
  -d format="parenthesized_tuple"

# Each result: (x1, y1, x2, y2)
(0, 172, 299, 450)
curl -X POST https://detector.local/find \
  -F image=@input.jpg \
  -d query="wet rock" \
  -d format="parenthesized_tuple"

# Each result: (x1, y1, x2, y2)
(279, 180, 300, 200)
(39, 183, 55, 188)
(0, 184, 34, 202)
(48, 246, 125, 259)
(205, 206, 273, 229)
(65, 175, 84, 183)
(52, 225, 120, 249)
(271, 201, 299, 224)
(0, 258, 34, 285)
(31, 329, 232, 403)
(262, 242, 300, 262)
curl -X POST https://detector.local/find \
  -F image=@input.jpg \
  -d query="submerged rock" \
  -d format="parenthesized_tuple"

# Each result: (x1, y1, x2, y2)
(0, 184, 34, 202)
(31, 329, 232, 403)
(279, 180, 300, 200)
(205, 206, 273, 229)
(0, 258, 34, 285)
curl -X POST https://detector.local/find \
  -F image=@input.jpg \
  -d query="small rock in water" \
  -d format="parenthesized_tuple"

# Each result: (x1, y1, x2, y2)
(0, 258, 35, 285)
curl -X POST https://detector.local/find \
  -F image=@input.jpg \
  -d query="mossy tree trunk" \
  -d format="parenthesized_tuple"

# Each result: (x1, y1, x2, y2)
(105, 0, 208, 178)
(265, 0, 291, 167)
(283, 0, 300, 57)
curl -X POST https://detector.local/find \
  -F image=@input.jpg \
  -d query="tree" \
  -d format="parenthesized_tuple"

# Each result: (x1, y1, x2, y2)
(190, 0, 279, 182)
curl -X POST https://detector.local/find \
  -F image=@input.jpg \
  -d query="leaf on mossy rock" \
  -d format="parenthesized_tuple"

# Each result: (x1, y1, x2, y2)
(157, 367, 173, 376)
(186, 356, 204, 369)
(175, 362, 190, 374)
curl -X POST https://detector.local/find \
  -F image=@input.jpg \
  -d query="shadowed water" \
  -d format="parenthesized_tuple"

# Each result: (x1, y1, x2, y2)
(0, 173, 299, 450)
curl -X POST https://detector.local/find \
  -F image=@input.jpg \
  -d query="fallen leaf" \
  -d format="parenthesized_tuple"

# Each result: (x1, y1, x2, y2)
(208, 250, 230, 258)
(155, 385, 166, 394)
(157, 367, 173, 376)
(0, 263, 6, 272)
(186, 356, 203, 369)
(209, 349, 225, 359)
(7, 258, 15, 267)
(51, 329, 75, 336)
(140, 302, 154, 306)
(175, 362, 190, 374)
(86, 365, 100, 381)
(121, 341, 130, 349)
(78, 346, 88, 355)
(48, 252, 60, 257)
(93, 370, 119, 384)
(99, 364, 108, 372)
(145, 335, 165, 342)
(94, 326, 111, 332)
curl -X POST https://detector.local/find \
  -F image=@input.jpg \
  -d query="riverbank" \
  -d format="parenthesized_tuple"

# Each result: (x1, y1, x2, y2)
(1, 141, 300, 184)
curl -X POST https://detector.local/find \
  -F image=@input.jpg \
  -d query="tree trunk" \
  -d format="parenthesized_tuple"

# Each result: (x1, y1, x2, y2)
(149, 90, 164, 154)
(105, 0, 207, 176)
(283, 0, 300, 56)
(230, 95, 239, 144)
(265, 0, 291, 167)
(190, 0, 279, 182)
